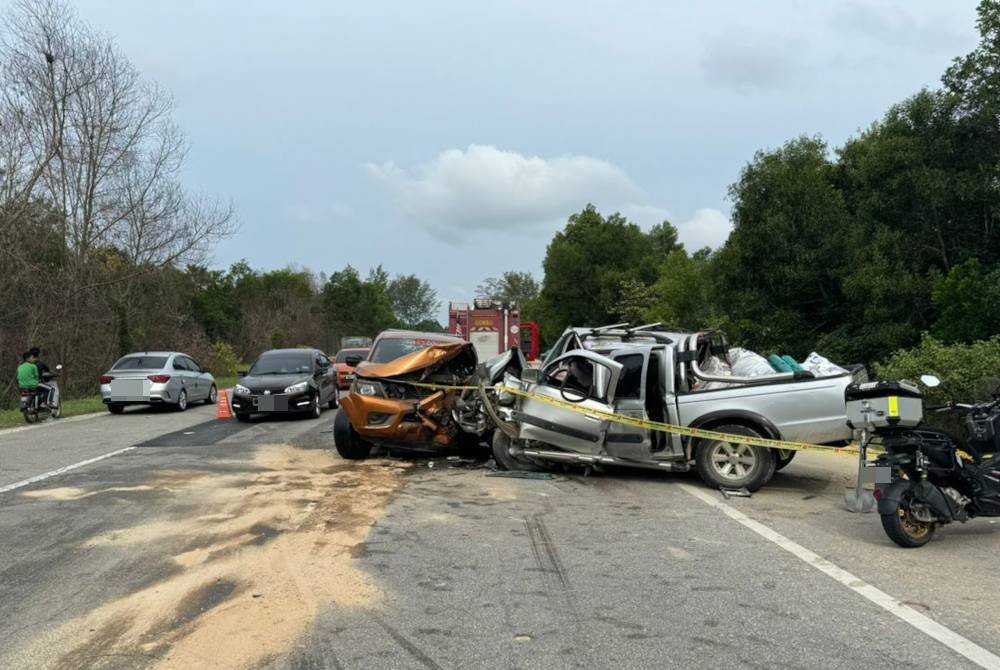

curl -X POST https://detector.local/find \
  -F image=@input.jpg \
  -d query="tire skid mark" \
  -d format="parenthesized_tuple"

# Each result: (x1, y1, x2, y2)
(524, 510, 589, 660)
(369, 613, 442, 670)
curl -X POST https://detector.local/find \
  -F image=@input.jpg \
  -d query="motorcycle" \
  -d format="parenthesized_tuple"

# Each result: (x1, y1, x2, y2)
(19, 364, 63, 424)
(857, 375, 1000, 548)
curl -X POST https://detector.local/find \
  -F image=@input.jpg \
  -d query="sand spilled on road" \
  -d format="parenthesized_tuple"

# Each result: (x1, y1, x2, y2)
(15, 445, 409, 669)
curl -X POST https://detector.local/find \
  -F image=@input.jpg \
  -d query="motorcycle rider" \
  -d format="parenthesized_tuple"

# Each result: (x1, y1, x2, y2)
(16, 351, 47, 408)
(28, 346, 53, 406)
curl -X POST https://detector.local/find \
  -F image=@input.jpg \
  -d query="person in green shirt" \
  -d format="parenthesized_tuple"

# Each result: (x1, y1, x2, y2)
(16, 351, 48, 407)
(16, 352, 38, 390)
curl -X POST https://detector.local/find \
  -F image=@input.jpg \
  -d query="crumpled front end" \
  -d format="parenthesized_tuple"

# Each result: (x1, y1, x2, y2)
(341, 342, 486, 448)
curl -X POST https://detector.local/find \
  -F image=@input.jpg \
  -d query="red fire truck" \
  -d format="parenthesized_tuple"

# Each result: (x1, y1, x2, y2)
(448, 300, 539, 362)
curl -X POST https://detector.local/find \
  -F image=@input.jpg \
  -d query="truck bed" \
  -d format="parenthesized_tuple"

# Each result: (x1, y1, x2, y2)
(675, 373, 856, 445)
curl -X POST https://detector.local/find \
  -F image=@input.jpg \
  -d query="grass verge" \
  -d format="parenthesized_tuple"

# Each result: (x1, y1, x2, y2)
(0, 396, 106, 430)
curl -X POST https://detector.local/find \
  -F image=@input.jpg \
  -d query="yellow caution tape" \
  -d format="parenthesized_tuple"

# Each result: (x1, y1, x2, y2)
(384, 378, 882, 458)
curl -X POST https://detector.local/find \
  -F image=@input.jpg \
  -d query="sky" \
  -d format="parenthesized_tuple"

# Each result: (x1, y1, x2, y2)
(65, 0, 981, 313)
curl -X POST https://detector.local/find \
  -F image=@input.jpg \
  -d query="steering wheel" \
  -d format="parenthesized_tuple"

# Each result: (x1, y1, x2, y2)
(558, 374, 590, 403)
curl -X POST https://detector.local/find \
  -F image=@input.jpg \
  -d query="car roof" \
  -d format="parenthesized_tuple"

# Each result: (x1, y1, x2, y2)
(120, 351, 180, 357)
(374, 329, 462, 344)
(338, 347, 369, 352)
(259, 348, 318, 355)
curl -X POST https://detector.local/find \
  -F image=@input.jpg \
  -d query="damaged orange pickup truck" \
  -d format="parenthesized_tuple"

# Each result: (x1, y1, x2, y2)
(334, 330, 521, 459)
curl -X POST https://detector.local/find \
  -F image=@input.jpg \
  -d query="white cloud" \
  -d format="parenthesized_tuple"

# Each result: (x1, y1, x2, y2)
(366, 144, 643, 240)
(677, 208, 732, 251)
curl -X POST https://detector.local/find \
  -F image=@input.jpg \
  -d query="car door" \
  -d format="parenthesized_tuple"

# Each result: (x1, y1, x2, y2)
(605, 347, 662, 460)
(188, 356, 209, 400)
(177, 356, 199, 398)
(516, 350, 622, 455)
(314, 352, 333, 403)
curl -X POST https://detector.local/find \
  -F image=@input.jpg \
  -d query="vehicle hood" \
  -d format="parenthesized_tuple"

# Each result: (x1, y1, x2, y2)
(356, 342, 475, 379)
(239, 373, 311, 390)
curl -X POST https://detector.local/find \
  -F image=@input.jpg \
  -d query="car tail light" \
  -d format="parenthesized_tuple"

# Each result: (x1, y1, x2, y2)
(147, 374, 171, 384)
(100, 375, 113, 384)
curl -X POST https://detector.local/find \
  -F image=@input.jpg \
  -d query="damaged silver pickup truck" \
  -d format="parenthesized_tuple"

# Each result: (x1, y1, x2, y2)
(483, 324, 867, 491)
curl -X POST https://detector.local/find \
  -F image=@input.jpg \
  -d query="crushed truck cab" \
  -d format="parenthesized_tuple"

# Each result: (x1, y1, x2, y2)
(490, 324, 866, 491)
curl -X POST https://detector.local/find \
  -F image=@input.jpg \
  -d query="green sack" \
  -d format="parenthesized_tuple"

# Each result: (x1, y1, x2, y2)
(768, 354, 792, 373)
(780, 355, 805, 373)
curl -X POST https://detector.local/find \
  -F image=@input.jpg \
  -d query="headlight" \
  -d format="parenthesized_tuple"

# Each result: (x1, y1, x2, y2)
(234, 384, 250, 396)
(284, 381, 309, 394)
(356, 380, 383, 397)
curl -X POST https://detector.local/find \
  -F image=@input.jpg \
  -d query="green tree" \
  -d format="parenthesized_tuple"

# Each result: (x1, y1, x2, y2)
(320, 266, 397, 347)
(388, 274, 440, 328)
(716, 136, 853, 356)
(475, 271, 540, 308)
(534, 205, 659, 339)
(646, 249, 720, 331)
(931, 259, 1000, 343)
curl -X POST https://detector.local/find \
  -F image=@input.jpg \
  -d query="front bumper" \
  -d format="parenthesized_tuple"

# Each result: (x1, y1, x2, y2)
(231, 390, 313, 414)
(340, 392, 455, 447)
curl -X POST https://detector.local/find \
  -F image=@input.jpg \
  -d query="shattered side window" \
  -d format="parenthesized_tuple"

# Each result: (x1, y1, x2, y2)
(544, 357, 593, 396)
(615, 354, 643, 399)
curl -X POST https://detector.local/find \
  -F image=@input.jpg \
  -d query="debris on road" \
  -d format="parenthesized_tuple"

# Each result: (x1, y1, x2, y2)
(8, 445, 409, 669)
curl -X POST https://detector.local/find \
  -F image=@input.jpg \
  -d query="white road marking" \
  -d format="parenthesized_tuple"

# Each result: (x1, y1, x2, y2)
(0, 447, 136, 495)
(680, 484, 1000, 670)
(0, 411, 105, 438)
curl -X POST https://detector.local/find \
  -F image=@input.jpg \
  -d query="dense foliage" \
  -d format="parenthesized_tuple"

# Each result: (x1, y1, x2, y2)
(529, 1, 1000, 400)
(6, 0, 1000, 407)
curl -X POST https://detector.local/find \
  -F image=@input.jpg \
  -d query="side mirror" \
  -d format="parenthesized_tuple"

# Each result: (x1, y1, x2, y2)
(345, 355, 362, 367)
(238, 370, 248, 377)
(521, 368, 541, 384)
(920, 374, 941, 388)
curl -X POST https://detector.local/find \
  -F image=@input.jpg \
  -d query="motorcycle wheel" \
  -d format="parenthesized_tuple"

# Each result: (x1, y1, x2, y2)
(22, 409, 38, 424)
(881, 498, 936, 548)
(50, 403, 61, 419)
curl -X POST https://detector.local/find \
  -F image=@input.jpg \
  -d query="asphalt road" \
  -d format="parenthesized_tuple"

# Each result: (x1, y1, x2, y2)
(2, 408, 1000, 669)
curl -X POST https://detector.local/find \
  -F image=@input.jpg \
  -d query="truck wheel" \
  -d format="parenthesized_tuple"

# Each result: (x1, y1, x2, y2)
(695, 424, 776, 492)
(491, 430, 545, 472)
(775, 450, 796, 471)
(334, 410, 372, 460)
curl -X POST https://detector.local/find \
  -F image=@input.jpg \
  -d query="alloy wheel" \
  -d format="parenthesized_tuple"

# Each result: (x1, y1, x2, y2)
(709, 440, 757, 480)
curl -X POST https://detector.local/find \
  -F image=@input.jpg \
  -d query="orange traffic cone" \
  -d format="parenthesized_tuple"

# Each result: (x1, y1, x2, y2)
(216, 389, 234, 419)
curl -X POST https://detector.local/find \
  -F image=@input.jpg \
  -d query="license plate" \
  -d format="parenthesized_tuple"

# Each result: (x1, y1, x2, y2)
(253, 395, 287, 411)
(110, 379, 149, 401)
(863, 465, 893, 484)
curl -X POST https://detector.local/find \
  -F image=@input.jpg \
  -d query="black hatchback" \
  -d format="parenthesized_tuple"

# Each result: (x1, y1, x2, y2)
(231, 348, 338, 421)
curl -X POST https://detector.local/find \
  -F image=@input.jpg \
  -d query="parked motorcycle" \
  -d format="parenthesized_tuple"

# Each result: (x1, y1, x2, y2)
(853, 375, 1000, 547)
(19, 364, 63, 424)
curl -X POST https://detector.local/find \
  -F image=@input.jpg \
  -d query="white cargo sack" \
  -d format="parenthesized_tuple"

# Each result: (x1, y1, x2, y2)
(728, 347, 774, 378)
(801, 352, 847, 377)
(693, 355, 735, 390)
